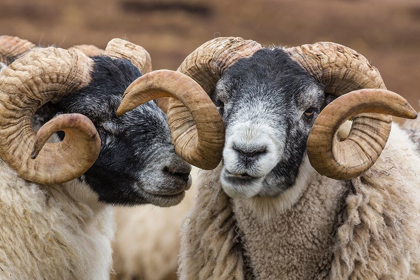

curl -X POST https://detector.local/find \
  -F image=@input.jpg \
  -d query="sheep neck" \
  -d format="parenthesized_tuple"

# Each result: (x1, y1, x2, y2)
(232, 175, 348, 279)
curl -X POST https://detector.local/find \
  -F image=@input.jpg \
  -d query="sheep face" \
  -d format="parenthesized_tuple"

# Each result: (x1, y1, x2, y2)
(215, 48, 324, 198)
(39, 56, 191, 207)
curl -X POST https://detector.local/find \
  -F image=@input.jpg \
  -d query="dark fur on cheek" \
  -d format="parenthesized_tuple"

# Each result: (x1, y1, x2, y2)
(45, 56, 190, 205)
(218, 48, 325, 197)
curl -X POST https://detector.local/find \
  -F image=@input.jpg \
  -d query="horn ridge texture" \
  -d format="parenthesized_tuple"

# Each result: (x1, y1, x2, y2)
(0, 47, 100, 184)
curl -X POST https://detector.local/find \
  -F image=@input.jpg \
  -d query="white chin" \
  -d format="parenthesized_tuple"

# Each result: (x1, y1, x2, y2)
(220, 174, 263, 199)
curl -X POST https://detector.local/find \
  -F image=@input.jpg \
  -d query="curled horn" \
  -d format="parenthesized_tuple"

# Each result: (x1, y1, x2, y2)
(285, 42, 417, 179)
(117, 70, 224, 170)
(168, 37, 262, 168)
(103, 39, 172, 111)
(115, 38, 233, 169)
(103, 38, 173, 113)
(175, 37, 417, 178)
(0, 47, 101, 184)
(104, 38, 152, 74)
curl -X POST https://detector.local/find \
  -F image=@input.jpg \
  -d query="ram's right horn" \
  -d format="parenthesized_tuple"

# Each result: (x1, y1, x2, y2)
(117, 69, 225, 170)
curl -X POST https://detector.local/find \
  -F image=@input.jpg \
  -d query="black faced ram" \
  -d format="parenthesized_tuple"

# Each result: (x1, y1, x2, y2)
(0, 36, 222, 279)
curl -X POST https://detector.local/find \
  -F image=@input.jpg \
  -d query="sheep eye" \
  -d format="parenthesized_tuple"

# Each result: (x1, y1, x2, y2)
(218, 106, 224, 116)
(304, 107, 317, 119)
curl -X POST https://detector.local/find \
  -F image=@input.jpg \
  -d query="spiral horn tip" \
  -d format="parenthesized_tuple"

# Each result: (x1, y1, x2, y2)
(115, 107, 125, 117)
(31, 150, 39, 160)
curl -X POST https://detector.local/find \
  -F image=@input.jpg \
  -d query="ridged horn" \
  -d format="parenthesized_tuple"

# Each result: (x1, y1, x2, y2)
(172, 37, 262, 168)
(156, 98, 169, 114)
(178, 37, 262, 94)
(0, 47, 101, 184)
(0, 35, 36, 65)
(69, 44, 104, 57)
(117, 70, 224, 169)
(104, 38, 152, 74)
(285, 42, 417, 179)
(308, 89, 417, 180)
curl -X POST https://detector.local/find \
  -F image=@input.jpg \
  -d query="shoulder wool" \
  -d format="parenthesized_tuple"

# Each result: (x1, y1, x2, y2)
(0, 160, 114, 280)
(179, 124, 420, 280)
(112, 168, 198, 280)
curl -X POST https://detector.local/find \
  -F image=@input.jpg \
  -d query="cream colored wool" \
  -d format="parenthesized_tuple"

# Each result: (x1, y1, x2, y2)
(111, 168, 198, 280)
(0, 160, 114, 280)
(179, 123, 420, 280)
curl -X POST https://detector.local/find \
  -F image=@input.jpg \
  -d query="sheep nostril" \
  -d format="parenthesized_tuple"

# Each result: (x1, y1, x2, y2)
(163, 166, 190, 181)
(232, 145, 267, 161)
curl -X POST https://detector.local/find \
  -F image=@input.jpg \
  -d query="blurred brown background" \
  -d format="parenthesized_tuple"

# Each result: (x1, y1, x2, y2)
(1, 0, 419, 110)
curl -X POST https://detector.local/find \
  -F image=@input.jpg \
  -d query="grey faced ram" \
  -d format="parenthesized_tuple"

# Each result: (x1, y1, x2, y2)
(174, 37, 416, 198)
(172, 37, 420, 279)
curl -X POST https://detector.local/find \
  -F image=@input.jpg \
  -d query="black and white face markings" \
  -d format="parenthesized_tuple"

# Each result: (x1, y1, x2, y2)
(215, 48, 325, 198)
(40, 56, 191, 207)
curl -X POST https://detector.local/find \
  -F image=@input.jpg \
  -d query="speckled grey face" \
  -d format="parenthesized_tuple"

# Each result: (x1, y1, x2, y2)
(215, 48, 325, 198)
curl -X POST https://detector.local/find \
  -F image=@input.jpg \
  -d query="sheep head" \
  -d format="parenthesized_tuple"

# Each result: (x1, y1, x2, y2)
(0, 38, 222, 207)
(175, 37, 417, 198)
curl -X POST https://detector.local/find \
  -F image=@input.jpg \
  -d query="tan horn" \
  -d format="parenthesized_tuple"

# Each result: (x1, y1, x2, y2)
(178, 37, 262, 94)
(0, 47, 101, 184)
(308, 89, 417, 180)
(169, 37, 262, 168)
(156, 97, 169, 114)
(69, 44, 104, 57)
(285, 42, 412, 178)
(117, 70, 224, 169)
(104, 38, 152, 74)
(0, 35, 36, 65)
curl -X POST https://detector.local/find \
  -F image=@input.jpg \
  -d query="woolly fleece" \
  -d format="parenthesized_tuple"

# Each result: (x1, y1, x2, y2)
(178, 124, 420, 280)
(0, 160, 114, 280)
(111, 168, 198, 280)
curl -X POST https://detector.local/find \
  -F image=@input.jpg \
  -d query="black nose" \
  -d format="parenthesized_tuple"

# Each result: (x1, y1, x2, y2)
(233, 145, 267, 166)
(163, 164, 191, 181)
